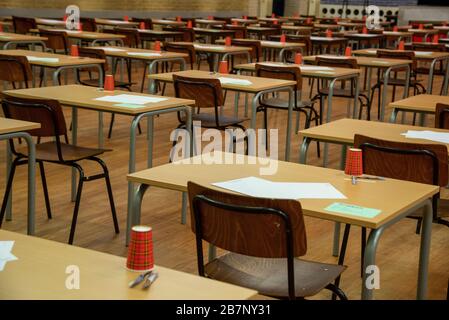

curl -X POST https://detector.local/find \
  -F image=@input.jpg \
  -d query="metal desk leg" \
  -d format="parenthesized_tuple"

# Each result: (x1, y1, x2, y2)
(380, 67, 392, 122)
(147, 115, 154, 168)
(285, 87, 293, 161)
(208, 244, 217, 262)
(323, 78, 338, 167)
(417, 199, 433, 300)
(126, 183, 149, 245)
(442, 58, 449, 96)
(234, 91, 240, 116)
(389, 108, 399, 123)
(22, 133, 36, 235)
(298, 137, 311, 164)
(427, 58, 438, 94)
(71, 107, 78, 202)
(181, 192, 188, 225)
(5, 143, 12, 220)
(352, 75, 360, 119)
(361, 225, 385, 299)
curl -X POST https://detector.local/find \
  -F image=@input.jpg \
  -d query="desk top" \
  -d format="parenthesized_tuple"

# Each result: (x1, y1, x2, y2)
(137, 29, 184, 36)
(353, 49, 449, 60)
(151, 19, 186, 26)
(0, 32, 47, 42)
(234, 62, 361, 79)
(193, 28, 236, 35)
(195, 19, 227, 26)
(90, 46, 188, 61)
(4, 85, 195, 115)
(35, 18, 66, 27)
(388, 94, 449, 113)
(167, 42, 252, 54)
(303, 55, 412, 68)
(148, 69, 296, 93)
(408, 29, 439, 35)
(127, 151, 439, 229)
(310, 36, 348, 43)
(0, 117, 40, 135)
(382, 31, 414, 37)
(300, 118, 449, 149)
(281, 25, 313, 31)
(95, 18, 139, 27)
(313, 24, 341, 30)
(0, 49, 104, 67)
(0, 230, 257, 300)
(44, 29, 126, 41)
(216, 38, 305, 49)
(246, 26, 278, 32)
(343, 33, 385, 39)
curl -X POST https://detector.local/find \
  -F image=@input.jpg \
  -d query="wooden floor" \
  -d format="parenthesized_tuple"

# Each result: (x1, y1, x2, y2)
(1, 57, 448, 300)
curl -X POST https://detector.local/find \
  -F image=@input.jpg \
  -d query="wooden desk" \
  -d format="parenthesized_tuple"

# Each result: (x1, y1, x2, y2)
(382, 31, 414, 47)
(34, 18, 66, 27)
(310, 36, 348, 54)
(388, 94, 449, 125)
(434, 26, 449, 37)
(343, 33, 385, 49)
(0, 32, 47, 50)
(233, 61, 361, 123)
(151, 19, 186, 27)
(313, 24, 341, 31)
(194, 19, 226, 28)
(230, 18, 259, 26)
(193, 28, 235, 43)
(5, 84, 195, 227)
(281, 25, 313, 34)
(127, 151, 438, 300)
(137, 29, 184, 42)
(0, 118, 39, 235)
(0, 230, 257, 300)
(408, 28, 439, 41)
(246, 27, 279, 40)
(353, 49, 449, 96)
(0, 49, 104, 86)
(95, 18, 139, 28)
(302, 55, 412, 121)
(148, 69, 296, 160)
(166, 42, 251, 72)
(34, 28, 125, 46)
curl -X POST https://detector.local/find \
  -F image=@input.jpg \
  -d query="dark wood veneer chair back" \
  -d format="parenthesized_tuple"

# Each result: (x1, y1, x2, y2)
(12, 16, 37, 34)
(411, 43, 447, 52)
(79, 17, 97, 32)
(376, 49, 416, 71)
(38, 29, 69, 53)
(255, 63, 302, 90)
(78, 47, 108, 72)
(114, 27, 140, 47)
(188, 181, 307, 258)
(131, 17, 153, 30)
(163, 27, 195, 42)
(435, 103, 449, 130)
(316, 56, 358, 69)
(0, 55, 33, 85)
(354, 134, 448, 187)
(164, 42, 196, 66)
(223, 25, 247, 39)
(173, 75, 224, 108)
(232, 39, 261, 61)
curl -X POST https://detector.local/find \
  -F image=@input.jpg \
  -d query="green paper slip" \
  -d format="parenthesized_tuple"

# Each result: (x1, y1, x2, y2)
(113, 103, 144, 108)
(325, 202, 381, 218)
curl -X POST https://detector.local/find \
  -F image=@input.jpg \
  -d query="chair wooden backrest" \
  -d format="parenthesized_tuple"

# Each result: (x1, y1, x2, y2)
(12, 16, 37, 34)
(114, 27, 140, 47)
(38, 29, 69, 54)
(79, 17, 97, 32)
(223, 25, 247, 39)
(316, 56, 358, 69)
(0, 55, 33, 87)
(435, 103, 449, 130)
(77, 47, 107, 74)
(164, 42, 196, 67)
(232, 39, 261, 61)
(1, 94, 68, 161)
(411, 43, 447, 52)
(255, 63, 302, 91)
(286, 35, 312, 55)
(131, 17, 153, 30)
(354, 134, 448, 187)
(376, 49, 417, 71)
(187, 181, 307, 299)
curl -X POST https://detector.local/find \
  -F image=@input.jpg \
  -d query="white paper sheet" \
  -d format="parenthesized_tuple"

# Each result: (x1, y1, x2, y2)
(300, 65, 334, 71)
(414, 51, 433, 56)
(65, 30, 82, 34)
(402, 130, 449, 144)
(218, 77, 252, 86)
(102, 47, 126, 52)
(0, 241, 18, 271)
(94, 94, 168, 104)
(212, 176, 346, 200)
(26, 56, 59, 63)
(126, 52, 162, 57)
(365, 50, 377, 54)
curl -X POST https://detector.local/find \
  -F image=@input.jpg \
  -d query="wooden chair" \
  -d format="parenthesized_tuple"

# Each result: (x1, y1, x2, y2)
(336, 134, 449, 286)
(76, 47, 139, 138)
(232, 39, 262, 62)
(187, 181, 347, 300)
(371, 50, 425, 119)
(38, 29, 69, 54)
(12, 16, 37, 34)
(0, 95, 119, 245)
(316, 56, 371, 120)
(0, 55, 33, 89)
(222, 25, 247, 39)
(162, 26, 196, 42)
(173, 75, 248, 152)
(131, 17, 153, 30)
(80, 17, 97, 32)
(255, 63, 319, 155)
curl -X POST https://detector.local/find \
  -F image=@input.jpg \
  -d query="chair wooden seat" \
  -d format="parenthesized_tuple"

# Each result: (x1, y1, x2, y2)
(17, 141, 110, 162)
(205, 253, 346, 298)
(260, 96, 313, 109)
(318, 87, 370, 98)
(378, 77, 423, 86)
(79, 78, 134, 89)
(190, 112, 249, 128)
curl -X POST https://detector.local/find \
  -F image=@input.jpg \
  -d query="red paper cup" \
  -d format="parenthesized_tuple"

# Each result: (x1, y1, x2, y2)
(232, 21, 238, 26)
(419, 24, 424, 30)
(124, 15, 129, 22)
(63, 14, 68, 22)
(393, 26, 398, 32)
(280, 34, 286, 43)
(208, 16, 213, 20)
(176, 16, 182, 22)
(326, 29, 333, 38)
(104, 74, 115, 91)
(154, 41, 161, 52)
(273, 19, 279, 25)
(345, 46, 352, 57)
(139, 22, 145, 30)
(271, 13, 276, 18)
(77, 22, 83, 31)
(126, 225, 154, 272)
(218, 60, 228, 74)
(224, 36, 232, 46)
(243, 15, 248, 20)
(187, 20, 193, 29)
(398, 40, 405, 50)
(345, 148, 363, 177)
(362, 26, 368, 34)
(306, 18, 312, 24)
(433, 34, 439, 44)
(70, 44, 79, 57)
(0, 24, 3, 32)
(294, 52, 302, 64)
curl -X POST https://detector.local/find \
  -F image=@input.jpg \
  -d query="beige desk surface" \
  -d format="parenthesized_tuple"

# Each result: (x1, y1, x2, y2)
(343, 33, 385, 39)
(151, 19, 186, 26)
(41, 29, 126, 41)
(127, 151, 439, 229)
(353, 49, 449, 60)
(0, 117, 40, 135)
(246, 26, 278, 32)
(148, 69, 296, 93)
(313, 24, 341, 30)
(281, 25, 313, 31)
(4, 85, 195, 115)
(337, 22, 364, 27)
(234, 61, 361, 79)
(388, 94, 449, 113)
(300, 118, 449, 149)
(434, 26, 449, 31)
(408, 29, 439, 35)
(383, 31, 414, 37)
(137, 29, 184, 36)
(95, 18, 139, 27)
(167, 42, 252, 54)
(310, 36, 348, 43)
(303, 55, 412, 68)
(0, 49, 104, 67)
(230, 18, 259, 25)
(0, 230, 257, 300)
(216, 38, 305, 49)
(90, 46, 188, 61)
(193, 28, 236, 35)
(195, 19, 226, 25)
(0, 32, 47, 42)
(258, 17, 288, 23)
(35, 18, 66, 27)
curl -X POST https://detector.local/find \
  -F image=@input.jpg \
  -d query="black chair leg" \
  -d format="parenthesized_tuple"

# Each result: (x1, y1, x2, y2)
(0, 159, 18, 227)
(140, 65, 147, 93)
(108, 113, 141, 139)
(38, 161, 52, 219)
(332, 224, 351, 300)
(68, 164, 85, 245)
(415, 218, 423, 234)
(361, 227, 367, 278)
(91, 157, 120, 234)
(325, 283, 348, 300)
